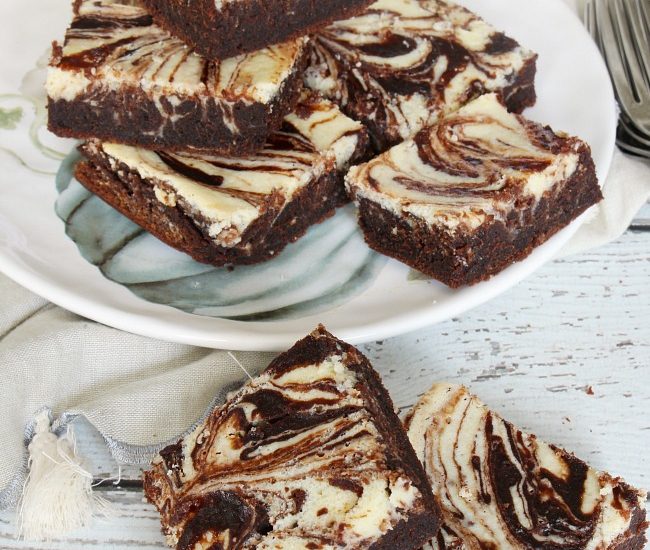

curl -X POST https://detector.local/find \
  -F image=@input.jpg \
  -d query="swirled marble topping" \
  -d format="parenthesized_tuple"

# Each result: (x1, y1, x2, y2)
(143, 327, 440, 549)
(84, 93, 366, 250)
(344, 92, 601, 287)
(48, 0, 305, 103)
(405, 384, 648, 550)
(306, 0, 537, 150)
(346, 93, 582, 231)
(46, 0, 308, 152)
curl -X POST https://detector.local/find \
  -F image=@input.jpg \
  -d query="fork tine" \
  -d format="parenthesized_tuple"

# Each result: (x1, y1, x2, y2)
(620, 113, 650, 145)
(628, 0, 650, 85)
(622, 0, 650, 88)
(617, 138, 650, 158)
(611, 0, 649, 99)
(595, 0, 638, 111)
(584, 0, 598, 41)
(640, 0, 650, 30)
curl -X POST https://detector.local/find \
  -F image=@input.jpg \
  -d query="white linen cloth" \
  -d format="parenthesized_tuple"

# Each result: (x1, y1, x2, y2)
(1, 0, 649, 510)
(0, 277, 275, 507)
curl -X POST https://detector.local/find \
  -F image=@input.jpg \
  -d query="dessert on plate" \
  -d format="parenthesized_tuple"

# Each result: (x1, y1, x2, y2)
(345, 93, 602, 287)
(75, 93, 368, 266)
(143, 326, 441, 549)
(406, 383, 648, 550)
(306, 0, 538, 151)
(47, 0, 308, 155)
(142, 0, 375, 60)
(49, 0, 602, 286)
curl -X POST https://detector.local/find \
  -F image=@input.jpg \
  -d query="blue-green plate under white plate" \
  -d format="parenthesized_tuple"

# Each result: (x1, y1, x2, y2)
(54, 150, 387, 323)
(0, 0, 615, 350)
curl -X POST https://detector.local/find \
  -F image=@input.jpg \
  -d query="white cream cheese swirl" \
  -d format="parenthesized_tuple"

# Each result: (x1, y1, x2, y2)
(47, 0, 307, 105)
(306, 0, 537, 147)
(346, 93, 581, 231)
(406, 384, 648, 550)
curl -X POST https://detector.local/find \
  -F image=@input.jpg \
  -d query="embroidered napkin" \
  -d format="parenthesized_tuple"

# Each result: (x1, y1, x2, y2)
(0, 272, 275, 509)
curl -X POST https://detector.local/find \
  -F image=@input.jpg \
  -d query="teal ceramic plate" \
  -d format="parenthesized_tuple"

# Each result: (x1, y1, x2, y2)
(0, 0, 615, 350)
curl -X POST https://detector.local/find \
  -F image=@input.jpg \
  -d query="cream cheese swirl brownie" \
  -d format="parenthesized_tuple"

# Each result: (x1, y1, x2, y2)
(75, 93, 368, 266)
(345, 93, 602, 287)
(405, 384, 648, 550)
(305, 0, 537, 151)
(143, 326, 440, 549)
(141, 0, 374, 61)
(47, 0, 308, 155)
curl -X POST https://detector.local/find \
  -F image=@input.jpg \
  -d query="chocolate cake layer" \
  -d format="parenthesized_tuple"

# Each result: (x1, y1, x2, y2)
(142, 0, 374, 61)
(47, 0, 308, 154)
(406, 384, 648, 550)
(346, 93, 603, 287)
(143, 326, 441, 549)
(306, 0, 537, 151)
(75, 93, 368, 266)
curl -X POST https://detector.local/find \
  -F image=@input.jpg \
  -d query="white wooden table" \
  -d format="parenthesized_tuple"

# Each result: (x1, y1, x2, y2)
(1, 206, 649, 549)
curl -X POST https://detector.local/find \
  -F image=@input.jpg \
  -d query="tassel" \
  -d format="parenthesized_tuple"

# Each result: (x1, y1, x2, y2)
(17, 411, 110, 541)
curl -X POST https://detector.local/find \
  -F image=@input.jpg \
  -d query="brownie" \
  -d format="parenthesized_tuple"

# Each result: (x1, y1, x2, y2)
(46, 0, 308, 155)
(345, 93, 603, 287)
(305, 0, 538, 152)
(75, 93, 369, 266)
(141, 0, 375, 61)
(405, 383, 648, 550)
(143, 326, 441, 549)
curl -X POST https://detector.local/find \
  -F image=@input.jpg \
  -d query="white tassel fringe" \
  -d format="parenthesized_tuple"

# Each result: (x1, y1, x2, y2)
(18, 411, 110, 541)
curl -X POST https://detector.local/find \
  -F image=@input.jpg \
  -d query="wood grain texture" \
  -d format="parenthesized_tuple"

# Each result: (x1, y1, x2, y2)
(0, 228, 648, 549)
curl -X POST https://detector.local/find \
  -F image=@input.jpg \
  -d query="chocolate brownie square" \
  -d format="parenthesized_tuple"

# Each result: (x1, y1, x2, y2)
(75, 93, 369, 266)
(306, 0, 538, 151)
(143, 326, 441, 549)
(406, 383, 648, 550)
(47, 0, 308, 155)
(141, 0, 375, 60)
(345, 93, 603, 287)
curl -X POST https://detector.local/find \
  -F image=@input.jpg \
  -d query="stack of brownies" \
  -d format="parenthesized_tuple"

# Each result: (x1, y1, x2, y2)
(46, 0, 602, 286)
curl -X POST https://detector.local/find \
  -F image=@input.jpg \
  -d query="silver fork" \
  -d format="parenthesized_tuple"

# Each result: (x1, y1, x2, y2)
(585, 0, 650, 148)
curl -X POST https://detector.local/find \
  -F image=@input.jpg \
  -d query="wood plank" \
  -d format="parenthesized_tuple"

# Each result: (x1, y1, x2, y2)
(0, 228, 648, 548)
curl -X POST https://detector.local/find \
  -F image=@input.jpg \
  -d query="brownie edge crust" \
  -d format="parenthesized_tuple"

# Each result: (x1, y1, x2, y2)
(142, 0, 375, 60)
(47, 65, 306, 156)
(356, 142, 601, 288)
(143, 326, 441, 549)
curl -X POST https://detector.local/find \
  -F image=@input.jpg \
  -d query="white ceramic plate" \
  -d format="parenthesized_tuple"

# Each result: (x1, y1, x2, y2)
(0, 0, 616, 351)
